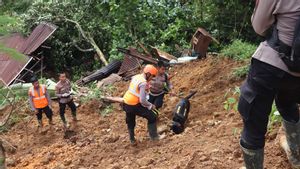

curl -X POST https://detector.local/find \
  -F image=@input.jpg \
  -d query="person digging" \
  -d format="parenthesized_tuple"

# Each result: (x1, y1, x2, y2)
(28, 77, 54, 129)
(123, 64, 162, 144)
(55, 72, 77, 129)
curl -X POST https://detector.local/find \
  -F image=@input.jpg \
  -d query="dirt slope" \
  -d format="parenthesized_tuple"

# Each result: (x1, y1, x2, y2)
(2, 56, 292, 169)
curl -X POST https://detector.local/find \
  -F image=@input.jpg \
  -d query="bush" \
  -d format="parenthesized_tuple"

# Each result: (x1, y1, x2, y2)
(221, 39, 256, 61)
(232, 64, 249, 79)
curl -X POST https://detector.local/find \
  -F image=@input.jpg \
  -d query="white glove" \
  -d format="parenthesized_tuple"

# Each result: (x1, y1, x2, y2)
(62, 93, 70, 98)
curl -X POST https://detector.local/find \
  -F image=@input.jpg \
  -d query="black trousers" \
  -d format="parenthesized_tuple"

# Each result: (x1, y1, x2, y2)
(36, 106, 53, 121)
(149, 93, 165, 109)
(238, 58, 300, 150)
(59, 100, 77, 123)
(123, 103, 157, 130)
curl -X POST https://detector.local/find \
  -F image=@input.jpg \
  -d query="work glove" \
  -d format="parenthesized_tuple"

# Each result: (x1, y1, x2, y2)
(62, 93, 70, 98)
(163, 83, 170, 93)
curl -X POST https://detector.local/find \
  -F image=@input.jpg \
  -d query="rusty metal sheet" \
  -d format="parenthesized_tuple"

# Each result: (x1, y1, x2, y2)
(21, 22, 57, 55)
(118, 48, 141, 76)
(117, 47, 157, 65)
(0, 33, 31, 86)
(0, 22, 57, 86)
(151, 47, 177, 61)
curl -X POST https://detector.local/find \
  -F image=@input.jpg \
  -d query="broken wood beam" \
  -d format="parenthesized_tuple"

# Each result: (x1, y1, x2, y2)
(101, 96, 124, 103)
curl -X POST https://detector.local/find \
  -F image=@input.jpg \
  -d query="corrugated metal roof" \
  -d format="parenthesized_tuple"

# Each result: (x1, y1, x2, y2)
(118, 48, 141, 76)
(21, 22, 57, 55)
(0, 33, 30, 86)
(0, 22, 57, 86)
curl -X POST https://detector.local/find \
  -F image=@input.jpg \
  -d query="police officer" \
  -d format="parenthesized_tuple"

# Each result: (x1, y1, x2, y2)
(149, 61, 172, 110)
(55, 72, 77, 129)
(238, 1, 300, 168)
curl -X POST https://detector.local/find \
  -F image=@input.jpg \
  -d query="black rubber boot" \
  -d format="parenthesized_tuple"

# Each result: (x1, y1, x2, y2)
(48, 117, 54, 125)
(72, 112, 78, 122)
(281, 119, 300, 168)
(38, 120, 43, 128)
(128, 128, 136, 144)
(148, 122, 159, 140)
(240, 143, 264, 169)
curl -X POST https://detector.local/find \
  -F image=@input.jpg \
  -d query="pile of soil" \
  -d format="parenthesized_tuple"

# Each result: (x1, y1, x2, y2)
(1, 56, 291, 169)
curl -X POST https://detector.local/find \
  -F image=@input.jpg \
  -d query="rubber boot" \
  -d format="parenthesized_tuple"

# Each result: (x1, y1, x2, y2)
(240, 143, 264, 169)
(48, 118, 54, 125)
(148, 122, 160, 141)
(38, 120, 43, 128)
(128, 128, 136, 144)
(280, 119, 300, 168)
(72, 112, 78, 122)
(63, 122, 69, 130)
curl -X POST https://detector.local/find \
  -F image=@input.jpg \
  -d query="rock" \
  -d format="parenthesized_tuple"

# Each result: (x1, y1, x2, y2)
(97, 74, 122, 88)
(104, 134, 120, 143)
(53, 164, 66, 169)
(213, 112, 222, 118)
(140, 166, 151, 169)
(22, 161, 29, 167)
(207, 120, 215, 126)
(233, 150, 242, 158)
(108, 164, 121, 169)
(41, 152, 54, 165)
(6, 158, 16, 167)
(157, 125, 169, 134)
(41, 158, 50, 165)
(137, 158, 155, 167)
(238, 157, 244, 163)
(64, 159, 72, 166)
(199, 155, 209, 162)
(55, 143, 64, 149)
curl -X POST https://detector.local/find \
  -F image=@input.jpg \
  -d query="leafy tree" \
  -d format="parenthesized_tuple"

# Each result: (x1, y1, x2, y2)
(0, 0, 259, 79)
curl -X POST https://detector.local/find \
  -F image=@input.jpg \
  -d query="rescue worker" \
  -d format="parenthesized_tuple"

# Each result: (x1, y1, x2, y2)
(238, 1, 300, 168)
(55, 72, 77, 128)
(148, 61, 172, 110)
(28, 77, 53, 128)
(123, 64, 160, 144)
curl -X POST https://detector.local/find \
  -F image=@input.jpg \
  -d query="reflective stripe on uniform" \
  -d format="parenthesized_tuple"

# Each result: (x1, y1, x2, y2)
(128, 74, 146, 97)
(29, 85, 48, 109)
(123, 74, 147, 105)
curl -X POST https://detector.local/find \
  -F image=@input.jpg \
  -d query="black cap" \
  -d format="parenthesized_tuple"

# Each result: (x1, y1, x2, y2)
(157, 60, 169, 68)
(30, 76, 38, 83)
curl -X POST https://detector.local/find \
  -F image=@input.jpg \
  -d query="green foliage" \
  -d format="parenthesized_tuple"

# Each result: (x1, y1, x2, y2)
(100, 105, 113, 117)
(0, 15, 24, 35)
(223, 86, 240, 112)
(232, 65, 250, 79)
(0, 15, 26, 62)
(79, 82, 103, 103)
(17, 1, 258, 77)
(268, 103, 281, 131)
(221, 39, 256, 61)
(0, 44, 27, 62)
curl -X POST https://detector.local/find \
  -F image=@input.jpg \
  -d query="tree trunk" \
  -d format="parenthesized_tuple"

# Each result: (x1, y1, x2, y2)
(89, 37, 108, 66)
(64, 18, 109, 66)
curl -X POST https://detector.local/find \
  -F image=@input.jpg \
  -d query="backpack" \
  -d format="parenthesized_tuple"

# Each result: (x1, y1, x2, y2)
(267, 17, 300, 72)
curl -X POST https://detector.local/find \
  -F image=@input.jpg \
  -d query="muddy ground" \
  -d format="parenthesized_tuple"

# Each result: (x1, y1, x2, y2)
(1, 56, 292, 169)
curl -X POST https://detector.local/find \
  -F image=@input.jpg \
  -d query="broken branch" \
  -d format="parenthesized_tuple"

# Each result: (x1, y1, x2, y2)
(64, 17, 108, 66)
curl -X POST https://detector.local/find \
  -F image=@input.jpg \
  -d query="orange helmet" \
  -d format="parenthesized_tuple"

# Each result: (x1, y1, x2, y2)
(143, 64, 158, 76)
